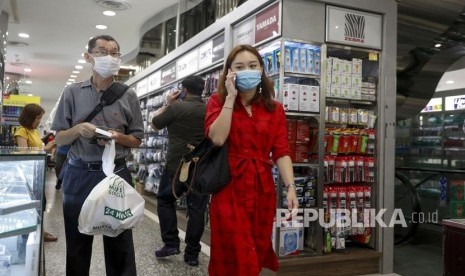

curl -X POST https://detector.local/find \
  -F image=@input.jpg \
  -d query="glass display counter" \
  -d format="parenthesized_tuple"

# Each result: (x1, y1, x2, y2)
(0, 147, 46, 276)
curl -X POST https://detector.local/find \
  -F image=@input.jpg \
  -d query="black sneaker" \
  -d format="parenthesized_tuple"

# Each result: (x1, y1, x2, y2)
(155, 245, 180, 258)
(184, 254, 199, 266)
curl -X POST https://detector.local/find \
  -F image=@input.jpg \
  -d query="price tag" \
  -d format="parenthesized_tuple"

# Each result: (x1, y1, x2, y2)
(368, 52, 378, 61)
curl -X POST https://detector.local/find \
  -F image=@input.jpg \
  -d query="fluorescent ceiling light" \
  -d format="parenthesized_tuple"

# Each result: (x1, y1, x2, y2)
(435, 43, 442, 48)
(446, 80, 455, 84)
(25, 80, 32, 84)
(24, 68, 32, 72)
(70, 75, 77, 78)
(66, 82, 72, 85)
(78, 59, 86, 64)
(68, 79, 75, 82)
(27, 93, 33, 96)
(72, 71, 80, 74)
(96, 25, 107, 30)
(75, 65, 83, 69)
(18, 33, 30, 38)
(103, 11, 116, 16)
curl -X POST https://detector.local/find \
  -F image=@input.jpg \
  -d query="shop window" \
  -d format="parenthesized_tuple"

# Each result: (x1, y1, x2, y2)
(165, 17, 177, 55)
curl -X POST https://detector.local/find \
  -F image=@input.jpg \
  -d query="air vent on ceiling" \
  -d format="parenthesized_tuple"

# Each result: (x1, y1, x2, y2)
(7, 41, 29, 47)
(95, 0, 131, 10)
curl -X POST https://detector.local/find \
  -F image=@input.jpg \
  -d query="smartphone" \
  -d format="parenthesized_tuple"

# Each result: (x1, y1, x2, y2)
(178, 89, 187, 100)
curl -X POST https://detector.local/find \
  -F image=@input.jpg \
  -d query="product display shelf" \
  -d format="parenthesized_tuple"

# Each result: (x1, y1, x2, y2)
(0, 148, 46, 276)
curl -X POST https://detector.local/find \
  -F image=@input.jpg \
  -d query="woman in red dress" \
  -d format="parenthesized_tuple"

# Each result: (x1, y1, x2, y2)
(205, 44, 299, 275)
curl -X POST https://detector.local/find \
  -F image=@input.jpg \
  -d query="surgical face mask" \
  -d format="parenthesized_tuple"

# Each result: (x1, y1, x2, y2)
(235, 70, 262, 91)
(93, 55, 121, 78)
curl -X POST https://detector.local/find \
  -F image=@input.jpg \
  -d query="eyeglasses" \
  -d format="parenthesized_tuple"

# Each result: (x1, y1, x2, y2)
(90, 48, 121, 57)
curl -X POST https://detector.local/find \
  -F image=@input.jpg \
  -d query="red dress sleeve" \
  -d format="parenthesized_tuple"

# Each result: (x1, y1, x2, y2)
(205, 93, 223, 137)
(271, 102, 292, 163)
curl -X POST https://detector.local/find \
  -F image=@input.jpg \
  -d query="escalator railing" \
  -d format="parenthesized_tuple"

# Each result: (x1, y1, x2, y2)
(395, 167, 465, 245)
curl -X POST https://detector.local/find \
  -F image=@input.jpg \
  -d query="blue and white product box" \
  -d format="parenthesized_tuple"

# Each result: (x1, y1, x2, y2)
(341, 74, 352, 88)
(352, 58, 363, 75)
(265, 52, 274, 75)
(292, 48, 300, 72)
(314, 51, 321, 75)
(307, 49, 315, 74)
(282, 83, 290, 110)
(279, 226, 302, 256)
(299, 48, 307, 74)
(284, 46, 292, 72)
(274, 48, 282, 73)
(274, 79, 281, 102)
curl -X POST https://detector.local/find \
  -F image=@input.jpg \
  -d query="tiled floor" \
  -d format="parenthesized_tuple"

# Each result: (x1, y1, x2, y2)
(42, 170, 442, 275)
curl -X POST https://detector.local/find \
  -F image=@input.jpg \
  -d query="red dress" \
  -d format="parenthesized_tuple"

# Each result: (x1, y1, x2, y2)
(205, 93, 291, 275)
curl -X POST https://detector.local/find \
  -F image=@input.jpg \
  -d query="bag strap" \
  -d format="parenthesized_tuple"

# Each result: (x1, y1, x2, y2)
(172, 158, 200, 199)
(84, 82, 129, 122)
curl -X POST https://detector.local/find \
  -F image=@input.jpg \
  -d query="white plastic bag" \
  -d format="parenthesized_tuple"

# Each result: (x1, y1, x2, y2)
(78, 140, 145, 237)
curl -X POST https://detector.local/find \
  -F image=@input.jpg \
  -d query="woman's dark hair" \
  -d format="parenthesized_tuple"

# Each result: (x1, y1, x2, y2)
(87, 35, 120, 53)
(18, 103, 45, 128)
(217, 44, 276, 112)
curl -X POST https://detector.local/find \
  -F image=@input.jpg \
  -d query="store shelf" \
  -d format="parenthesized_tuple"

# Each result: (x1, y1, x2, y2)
(326, 97, 376, 106)
(285, 112, 319, 118)
(284, 72, 320, 79)
(0, 200, 41, 215)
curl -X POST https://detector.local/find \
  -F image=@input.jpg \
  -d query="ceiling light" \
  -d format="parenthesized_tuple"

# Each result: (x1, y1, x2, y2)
(75, 65, 83, 69)
(446, 80, 455, 84)
(72, 71, 80, 74)
(24, 68, 31, 72)
(68, 79, 75, 82)
(70, 75, 77, 78)
(78, 59, 86, 64)
(66, 82, 72, 85)
(25, 80, 32, 84)
(27, 93, 33, 96)
(96, 25, 107, 30)
(18, 33, 30, 38)
(103, 10, 116, 16)
(435, 43, 442, 48)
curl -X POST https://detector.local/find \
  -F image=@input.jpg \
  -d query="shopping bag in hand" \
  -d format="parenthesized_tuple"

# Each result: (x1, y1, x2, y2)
(78, 140, 145, 237)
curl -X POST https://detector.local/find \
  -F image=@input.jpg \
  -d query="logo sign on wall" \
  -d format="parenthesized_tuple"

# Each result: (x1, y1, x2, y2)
(326, 5, 382, 49)
(212, 34, 225, 63)
(177, 49, 199, 79)
(147, 70, 161, 92)
(233, 2, 281, 46)
(198, 40, 213, 70)
(445, 95, 465, 111)
(160, 62, 176, 86)
(136, 78, 148, 97)
(421, 97, 442, 113)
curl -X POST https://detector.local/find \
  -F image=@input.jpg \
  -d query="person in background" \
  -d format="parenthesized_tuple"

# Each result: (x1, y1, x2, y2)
(51, 35, 144, 276)
(14, 103, 58, 242)
(151, 75, 209, 267)
(204, 44, 299, 275)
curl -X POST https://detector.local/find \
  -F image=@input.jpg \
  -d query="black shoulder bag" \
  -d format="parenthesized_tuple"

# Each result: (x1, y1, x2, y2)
(84, 82, 129, 122)
(172, 138, 230, 198)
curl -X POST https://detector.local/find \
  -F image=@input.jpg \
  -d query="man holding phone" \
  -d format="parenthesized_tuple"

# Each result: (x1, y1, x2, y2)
(151, 75, 209, 266)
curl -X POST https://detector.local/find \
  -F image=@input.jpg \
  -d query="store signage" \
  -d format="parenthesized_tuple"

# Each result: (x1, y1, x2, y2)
(212, 34, 225, 63)
(147, 70, 161, 92)
(421, 97, 442, 113)
(2, 94, 40, 106)
(255, 2, 280, 45)
(177, 49, 199, 79)
(445, 95, 465, 111)
(233, 16, 255, 46)
(136, 78, 148, 97)
(198, 40, 213, 70)
(160, 62, 177, 85)
(233, 2, 281, 46)
(326, 5, 382, 49)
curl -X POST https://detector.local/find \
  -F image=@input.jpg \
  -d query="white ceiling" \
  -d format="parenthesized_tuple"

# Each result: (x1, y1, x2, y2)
(1, 0, 179, 121)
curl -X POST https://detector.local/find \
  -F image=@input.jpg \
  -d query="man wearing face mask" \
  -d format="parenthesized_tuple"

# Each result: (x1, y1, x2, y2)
(51, 35, 144, 276)
(151, 76, 209, 267)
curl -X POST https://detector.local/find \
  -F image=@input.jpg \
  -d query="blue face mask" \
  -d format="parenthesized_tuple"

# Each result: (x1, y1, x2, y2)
(235, 70, 262, 91)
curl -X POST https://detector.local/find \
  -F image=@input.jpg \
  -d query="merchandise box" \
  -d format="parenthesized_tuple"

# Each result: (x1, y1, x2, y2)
(24, 230, 40, 276)
(351, 87, 362, 100)
(352, 75, 362, 88)
(294, 142, 309, 163)
(341, 87, 351, 99)
(307, 49, 315, 74)
(264, 52, 275, 75)
(284, 46, 292, 72)
(341, 74, 352, 88)
(287, 119, 297, 141)
(274, 48, 282, 74)
(331, 73, 342, 87)
(449, 180, 465, 201)
(299, 48, 308, 74)
(279, 226, 301, 256)
(283, 83, 300, 111)
(292, 48, 300, 72)
(352, 58, 363, 75)
(342, 60, 352, 74)
(296, 120, 310, 141)
(450, 201, 465, 217)
(314, 51, 321, 75)
(299, 85, 320, 112)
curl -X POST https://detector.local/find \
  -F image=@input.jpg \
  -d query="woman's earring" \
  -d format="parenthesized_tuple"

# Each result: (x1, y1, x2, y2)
(258, 84, 262, 94)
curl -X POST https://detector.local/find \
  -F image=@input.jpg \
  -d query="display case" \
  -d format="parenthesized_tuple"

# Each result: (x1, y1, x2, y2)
(0, 148, 46, 276)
